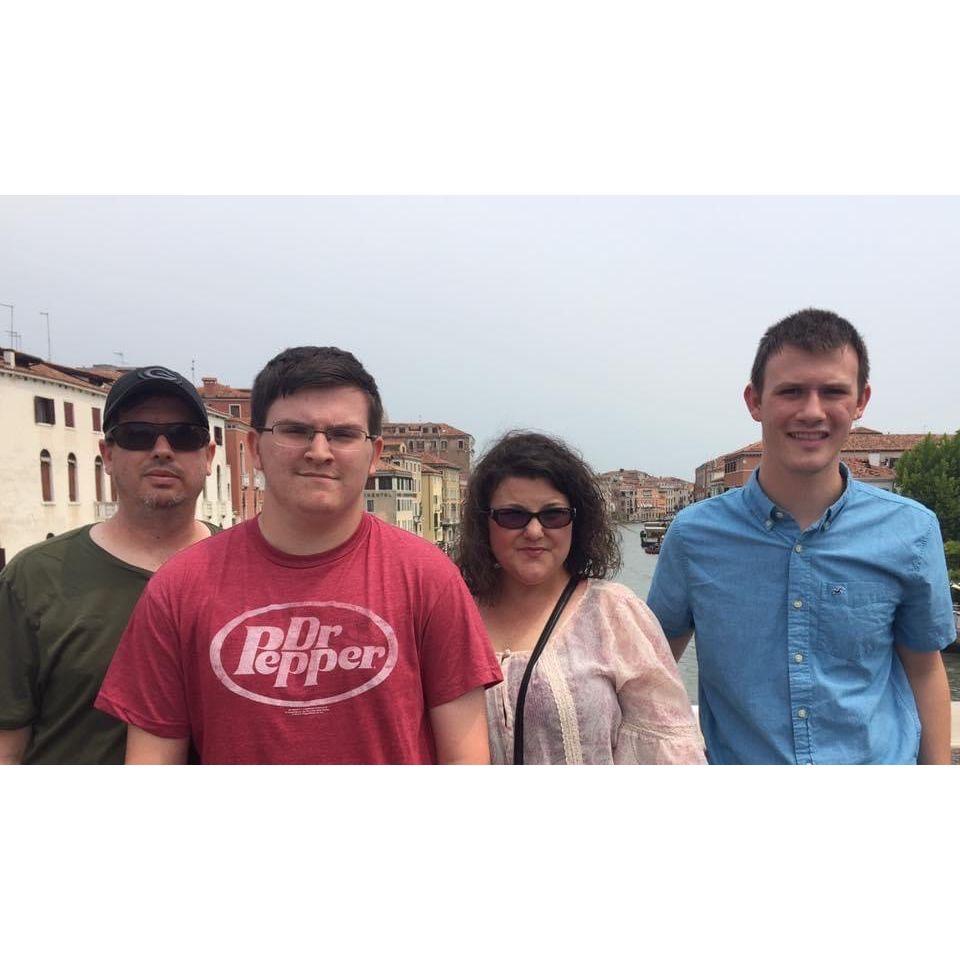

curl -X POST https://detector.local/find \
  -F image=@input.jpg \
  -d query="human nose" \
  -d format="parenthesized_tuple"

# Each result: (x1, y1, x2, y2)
(522, 515, 545, 538)
(798, 390, 826, 421)
(150, 433, 175, 457)
(304, 429, 334, 459)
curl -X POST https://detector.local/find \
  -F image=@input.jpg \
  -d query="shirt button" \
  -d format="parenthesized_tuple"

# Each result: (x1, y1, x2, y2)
(794, 543, 804, 553)
(764, 519, 773, 529)
(794, 653, 804, 663)
(797, 708, 808, 719)
(775, 511, 784, 519)
(793, 599, 803, 609)
(823, 521, 831, 530)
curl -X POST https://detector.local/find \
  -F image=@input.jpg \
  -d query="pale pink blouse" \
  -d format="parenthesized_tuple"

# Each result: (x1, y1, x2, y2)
(486, 579, 706, 764)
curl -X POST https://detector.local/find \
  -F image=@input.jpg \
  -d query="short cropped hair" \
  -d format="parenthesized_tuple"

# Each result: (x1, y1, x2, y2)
(250, 346, 384, 434)
(456, 431, 621, 604)
(750, 308, 870, 397)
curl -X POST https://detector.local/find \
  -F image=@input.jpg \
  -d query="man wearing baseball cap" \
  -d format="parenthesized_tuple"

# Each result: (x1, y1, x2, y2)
(0, 365, 216, 764)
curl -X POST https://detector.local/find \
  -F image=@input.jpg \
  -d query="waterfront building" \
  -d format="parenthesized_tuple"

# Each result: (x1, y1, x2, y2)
(381, 442, 424, 536)
(419, 452, 463, 553)
(381, 421, 474, 476)
(364, 463, 418, 533)
(0, 351, 231, 567)
(420, 463, 444, 548)
(693, 427, 947, 501)
(196, 376, 263, 524)
(598, 469, 693, 523)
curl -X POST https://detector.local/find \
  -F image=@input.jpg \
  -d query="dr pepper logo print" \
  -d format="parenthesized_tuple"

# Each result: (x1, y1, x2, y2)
(210, 601, 398, 707)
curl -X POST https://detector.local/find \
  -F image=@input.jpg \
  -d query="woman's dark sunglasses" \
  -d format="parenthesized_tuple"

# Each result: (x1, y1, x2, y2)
(106, 422, 210, 452)
(487, 507, 576, 530)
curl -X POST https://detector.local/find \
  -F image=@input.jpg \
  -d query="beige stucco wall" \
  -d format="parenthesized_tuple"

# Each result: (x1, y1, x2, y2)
(0, 368, 231, 564)
(420, 470, 443, 546)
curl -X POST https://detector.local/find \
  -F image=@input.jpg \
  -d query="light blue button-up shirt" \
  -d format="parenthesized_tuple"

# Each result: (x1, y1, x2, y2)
(647, 464, 955, 764)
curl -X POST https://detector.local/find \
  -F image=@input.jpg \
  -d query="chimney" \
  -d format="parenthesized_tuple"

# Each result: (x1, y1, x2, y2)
(2, 349, 14, 367)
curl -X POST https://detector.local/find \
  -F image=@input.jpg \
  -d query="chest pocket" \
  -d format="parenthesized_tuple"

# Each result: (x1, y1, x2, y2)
(816, 581, 895, 664)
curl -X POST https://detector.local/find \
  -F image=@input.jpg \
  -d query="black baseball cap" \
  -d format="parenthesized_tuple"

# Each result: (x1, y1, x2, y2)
(103, 366, 210, 432)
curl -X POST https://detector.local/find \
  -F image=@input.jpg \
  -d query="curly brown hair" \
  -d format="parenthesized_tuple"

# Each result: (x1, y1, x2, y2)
(456, 431, 621, 604)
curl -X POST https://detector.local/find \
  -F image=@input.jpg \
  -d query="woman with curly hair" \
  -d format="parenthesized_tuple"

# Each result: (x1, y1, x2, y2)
(457, 431, 704, 764)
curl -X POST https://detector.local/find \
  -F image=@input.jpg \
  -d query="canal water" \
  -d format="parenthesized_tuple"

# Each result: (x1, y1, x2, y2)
(613, 522, 960, 704)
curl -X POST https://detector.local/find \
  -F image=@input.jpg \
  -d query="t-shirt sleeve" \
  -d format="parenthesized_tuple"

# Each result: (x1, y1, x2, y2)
(893, 513, 956, 652)
(0, 570, 38, 728)
(604, 589, 705, 765)
(645, 521, 694, 639)
(417, 571, 502, 710)
(94, 575, 192, 739)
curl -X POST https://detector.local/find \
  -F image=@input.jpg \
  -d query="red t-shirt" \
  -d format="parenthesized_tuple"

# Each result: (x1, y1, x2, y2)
(96, 514, 501, 763)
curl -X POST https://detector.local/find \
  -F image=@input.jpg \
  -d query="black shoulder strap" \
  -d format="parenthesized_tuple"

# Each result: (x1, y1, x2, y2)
(513, 575, 581, 765)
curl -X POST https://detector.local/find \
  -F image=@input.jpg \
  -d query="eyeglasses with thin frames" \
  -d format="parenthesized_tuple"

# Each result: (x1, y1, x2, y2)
(259, 422, 377, 451)
(487, 506, 576, 529)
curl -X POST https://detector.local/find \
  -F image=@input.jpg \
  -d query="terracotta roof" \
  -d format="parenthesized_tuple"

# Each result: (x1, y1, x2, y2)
(845, 457, 896, 480)
(3, 352, 112, 392)
(383, 421, 473, 439)
(724, 441, 764, 457)
(418, 452, 460, 470)
(197, 378, 251, 400)
(73, 365, 127, 384)
(841, 431, 947, 452)
(717, 429, 948, 462)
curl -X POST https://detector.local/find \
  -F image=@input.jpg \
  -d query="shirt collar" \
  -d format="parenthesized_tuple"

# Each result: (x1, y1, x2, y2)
(743, 461, 852, 531)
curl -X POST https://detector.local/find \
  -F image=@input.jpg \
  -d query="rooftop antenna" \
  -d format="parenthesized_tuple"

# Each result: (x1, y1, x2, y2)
(0, 302, 16, 350)
(39, 311, 51, 360)
(114, 351, 125, 367)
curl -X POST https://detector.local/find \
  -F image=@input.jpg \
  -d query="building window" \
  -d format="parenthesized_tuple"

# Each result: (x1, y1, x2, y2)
(94, 456, 105, 501)
(214, 426, 223, 445)
(216, 465, 222, 500)
(458, 439, 464, 449)
(67, 454, 78, 502)
(92, 407, 102, 432)
(64, 402, 75, 428)
(35, 397, 55, 424)
(40, 450, 53, 501)
(366, 499, 375, 512)
(229, 403, 241, 417)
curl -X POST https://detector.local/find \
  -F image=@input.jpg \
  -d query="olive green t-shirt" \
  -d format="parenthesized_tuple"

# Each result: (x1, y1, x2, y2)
(1, 526, 155, 763)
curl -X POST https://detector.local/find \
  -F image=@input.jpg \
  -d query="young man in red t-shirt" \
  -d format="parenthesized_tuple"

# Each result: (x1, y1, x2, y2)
(96, 346, 501, 763)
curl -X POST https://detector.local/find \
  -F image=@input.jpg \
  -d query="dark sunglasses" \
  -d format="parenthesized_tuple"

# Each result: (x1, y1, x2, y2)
(106, 422, 210, 452)
(487, 506, 576, 529)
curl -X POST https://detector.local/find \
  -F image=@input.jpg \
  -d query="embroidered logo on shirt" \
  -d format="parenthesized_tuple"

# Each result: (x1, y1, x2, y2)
(209, 601, 398, 708)
(831, 585, 846, 596)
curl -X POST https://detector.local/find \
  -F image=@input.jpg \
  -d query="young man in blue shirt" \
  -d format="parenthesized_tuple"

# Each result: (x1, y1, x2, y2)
(647, 308, 954, 764)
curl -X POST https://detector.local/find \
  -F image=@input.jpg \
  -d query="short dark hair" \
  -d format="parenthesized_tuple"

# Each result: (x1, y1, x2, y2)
(456, 431, 621, 604)
(750, 308, 870, 397)
(250, 346, 384, 434)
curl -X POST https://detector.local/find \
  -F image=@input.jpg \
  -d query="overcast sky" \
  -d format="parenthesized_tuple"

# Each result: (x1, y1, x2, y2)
(1, 195, 956, 479)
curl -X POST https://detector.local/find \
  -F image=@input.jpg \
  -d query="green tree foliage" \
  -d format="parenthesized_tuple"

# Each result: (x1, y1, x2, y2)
(896, 431, 960, 542)
(944, 540, 960, 585)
